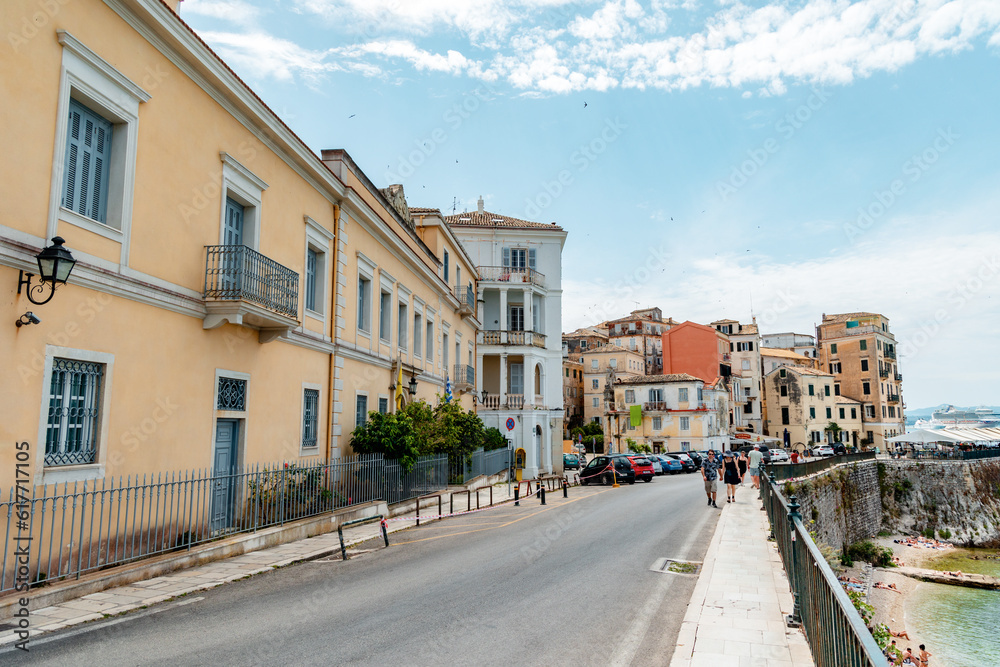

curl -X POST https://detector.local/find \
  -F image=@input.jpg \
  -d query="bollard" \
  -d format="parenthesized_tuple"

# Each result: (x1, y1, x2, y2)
(514, 487, 520, 506)
(539, 485, 546, 505)
(562, 479, 569, 498)
(381, 520, 389, 548)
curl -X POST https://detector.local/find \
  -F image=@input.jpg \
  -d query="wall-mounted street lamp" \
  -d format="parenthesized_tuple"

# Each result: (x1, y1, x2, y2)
(474, 389, 490, 404)
(17, 237, 76, 305)
(15, 312, 41, 328)
(407, 374, 418, 396)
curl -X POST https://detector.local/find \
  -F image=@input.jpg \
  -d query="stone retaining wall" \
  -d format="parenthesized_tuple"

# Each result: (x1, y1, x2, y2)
(781, 459, 1000, 550)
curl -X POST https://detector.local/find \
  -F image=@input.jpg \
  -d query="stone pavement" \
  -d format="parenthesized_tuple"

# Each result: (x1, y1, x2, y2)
(0, 479, 531, 647)
(670, 485, 815, 667)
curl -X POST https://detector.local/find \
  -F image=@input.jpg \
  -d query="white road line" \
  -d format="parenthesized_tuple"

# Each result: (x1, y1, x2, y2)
(0, 596, 205, 653)
(607, 510, 713, 667)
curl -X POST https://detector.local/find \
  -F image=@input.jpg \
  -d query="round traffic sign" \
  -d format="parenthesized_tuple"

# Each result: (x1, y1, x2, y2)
(505, 417, 515, 431)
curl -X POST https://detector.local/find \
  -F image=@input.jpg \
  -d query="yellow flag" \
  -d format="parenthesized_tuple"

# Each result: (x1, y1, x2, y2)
(394, 361, 404, 411)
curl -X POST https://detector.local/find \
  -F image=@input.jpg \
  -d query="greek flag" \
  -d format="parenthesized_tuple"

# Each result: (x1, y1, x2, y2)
(445, 376, 453, 403)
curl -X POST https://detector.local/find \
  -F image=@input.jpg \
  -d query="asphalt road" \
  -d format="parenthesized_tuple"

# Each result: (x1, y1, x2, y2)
(5, 473, 721, 667)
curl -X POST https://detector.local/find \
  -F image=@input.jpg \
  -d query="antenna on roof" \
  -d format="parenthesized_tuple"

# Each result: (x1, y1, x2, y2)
(452, 197, 457, 214)
(749, 288, 754, 321)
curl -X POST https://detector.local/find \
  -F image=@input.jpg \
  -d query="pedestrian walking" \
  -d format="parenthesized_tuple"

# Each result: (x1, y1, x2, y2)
(723, 452, 741, 503)
(737, 449, 749, 485)
(701, 450, 721, 508)
(747, 444, 764, 490)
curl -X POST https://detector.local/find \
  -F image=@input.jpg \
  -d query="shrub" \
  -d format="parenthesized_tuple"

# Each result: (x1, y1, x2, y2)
(846, 540, 894, 568)
(939, 529, 952, 540)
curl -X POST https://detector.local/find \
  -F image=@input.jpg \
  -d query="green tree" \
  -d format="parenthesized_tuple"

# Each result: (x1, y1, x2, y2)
(483, 427, 506, 451)
(349, 411, 420, 472)
(626, 438, 651, 454)
(400, 399, 435, 452)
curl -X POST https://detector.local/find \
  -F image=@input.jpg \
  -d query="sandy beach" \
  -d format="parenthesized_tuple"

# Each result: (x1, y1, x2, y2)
(867, 536, 954, 663)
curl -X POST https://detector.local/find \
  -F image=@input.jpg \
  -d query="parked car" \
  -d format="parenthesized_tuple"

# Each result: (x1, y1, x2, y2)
(813, 445, 835, 457)
(648, 456, 664, 475)
(652, 454, 675, 475)
(659, 456, 684, 474)
(563, 453, 582, 470)
(666, 453, 697, 473)
(686, 451, 703, 467)
(768, 448, 790, 463)
(615, 454, 655, 482)
(832, 443, 847, 456)
(579, 456, 636, 485)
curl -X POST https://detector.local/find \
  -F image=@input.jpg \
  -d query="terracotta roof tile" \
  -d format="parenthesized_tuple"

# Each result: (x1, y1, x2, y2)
(616, 373, 704, 385)
(821, 312, 883, 324)
(444, 210, 563, 230)
(760, 347, 812, 360)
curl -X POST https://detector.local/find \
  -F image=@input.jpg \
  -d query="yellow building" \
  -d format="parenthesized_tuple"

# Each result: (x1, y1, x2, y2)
(608, 375, 730, 453)
(0, 0, 475, 497)
(580, 344, 644, 426)
(763, 366, 864, 453)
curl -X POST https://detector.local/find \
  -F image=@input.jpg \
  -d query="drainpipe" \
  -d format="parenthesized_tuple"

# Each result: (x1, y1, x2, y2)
(327, 202, 341, 461)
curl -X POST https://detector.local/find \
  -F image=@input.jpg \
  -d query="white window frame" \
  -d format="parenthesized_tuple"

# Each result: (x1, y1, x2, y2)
(48, 32, 150, 264)
(35, 346, 115, 486)
(397, 286, 411, 351)
(652, 416, 662, 430)
(680, 416, 690, 431)
(355, 392, 369, 428)
(378, 395, 390, 414)
(356, 253, 376, 336)
(425, 316, 434, 362)
(218, 152, 267, 251)
(300, 382, 322, 453)
(413, 299, 425, 359)
(303, 216, 332, 322)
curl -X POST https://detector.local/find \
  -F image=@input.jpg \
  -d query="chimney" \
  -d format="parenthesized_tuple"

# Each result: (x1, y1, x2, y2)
(477, 196, 484, 214)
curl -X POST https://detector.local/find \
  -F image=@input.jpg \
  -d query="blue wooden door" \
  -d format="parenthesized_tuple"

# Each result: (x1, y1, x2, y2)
(211, 420, 238, 532)
(222, 198, 244, 293)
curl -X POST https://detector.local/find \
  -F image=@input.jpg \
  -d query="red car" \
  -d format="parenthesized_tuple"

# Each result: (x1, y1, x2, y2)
(612, 454, 655, 482)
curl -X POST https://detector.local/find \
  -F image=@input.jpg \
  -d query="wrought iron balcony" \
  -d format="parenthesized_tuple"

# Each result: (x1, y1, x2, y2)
(203, 245, 299, 341)
(643, 401, 669, 412)
(884, 350, 897, 360)
(454, 284, 475, 317)
(879, 368, 889, 378)
(476, 265, 544, 286)
(887, 394, 900, 404)
(895, 373, 902, 382)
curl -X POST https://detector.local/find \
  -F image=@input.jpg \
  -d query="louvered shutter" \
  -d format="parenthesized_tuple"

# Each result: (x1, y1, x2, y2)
(62, 101, 113, 223)
(502, 247, 510, 267)
(528, 248, 536, 270)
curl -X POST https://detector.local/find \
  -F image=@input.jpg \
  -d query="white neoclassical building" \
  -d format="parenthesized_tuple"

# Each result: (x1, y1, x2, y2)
(445, 199, 567, 477)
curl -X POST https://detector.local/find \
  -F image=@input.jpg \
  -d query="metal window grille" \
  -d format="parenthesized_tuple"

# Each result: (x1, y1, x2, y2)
(302, 389, 318, 448)
(217, 377, 247, 411)
(45, 358, 103, 466)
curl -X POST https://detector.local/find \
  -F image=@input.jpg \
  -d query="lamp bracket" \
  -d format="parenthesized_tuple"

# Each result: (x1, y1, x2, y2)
(17, 271, 56, 306)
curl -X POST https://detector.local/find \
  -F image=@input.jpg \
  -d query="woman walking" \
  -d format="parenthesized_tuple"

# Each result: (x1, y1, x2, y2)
(723, 452, 741, 503)
(737, 450, 749, 486)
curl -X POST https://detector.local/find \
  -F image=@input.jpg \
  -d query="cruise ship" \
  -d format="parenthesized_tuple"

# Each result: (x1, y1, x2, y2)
(916, 406, 1000, 429)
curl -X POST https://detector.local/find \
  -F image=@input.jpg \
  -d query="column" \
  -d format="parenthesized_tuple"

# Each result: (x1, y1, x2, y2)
(525, 353, 535, 407)
(499, 352, 508, 407)
(499, 288, 508, 341)
(476, 352, 483, 397)
(523, 288, 532, 334)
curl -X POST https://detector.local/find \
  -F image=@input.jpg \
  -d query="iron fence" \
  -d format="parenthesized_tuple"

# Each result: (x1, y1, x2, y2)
(204, 244, 299, 318)
(761, 472, 887, 667)
(0, 453, 446, 595)
(767, 451, 877, 481)
(449, 448, 511, 485)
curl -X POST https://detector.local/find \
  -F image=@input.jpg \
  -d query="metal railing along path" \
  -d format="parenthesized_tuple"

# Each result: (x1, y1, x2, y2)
(449, 447, 511, 485)
(768, 452, 877, 481)
(761, 471, 887, 667)
(0, 453, 447, 595)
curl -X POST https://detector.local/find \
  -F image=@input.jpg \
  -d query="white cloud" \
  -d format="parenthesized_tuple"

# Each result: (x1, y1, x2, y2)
(183, 0, 264, 27)
(198, 31, 339, 84)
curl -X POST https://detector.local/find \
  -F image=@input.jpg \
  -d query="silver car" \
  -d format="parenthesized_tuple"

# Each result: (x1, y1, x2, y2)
(769, 448, 790, 462)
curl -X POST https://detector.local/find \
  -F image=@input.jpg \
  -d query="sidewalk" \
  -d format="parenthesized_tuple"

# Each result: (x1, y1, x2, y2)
(670, 486, 815, 667)
(0, 480, 529, 647)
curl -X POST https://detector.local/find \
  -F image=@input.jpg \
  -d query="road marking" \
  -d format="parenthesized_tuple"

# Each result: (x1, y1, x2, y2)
(608, 511, 712, 666)
(393, 489, 611, 545)
(0, 596, 205, 652)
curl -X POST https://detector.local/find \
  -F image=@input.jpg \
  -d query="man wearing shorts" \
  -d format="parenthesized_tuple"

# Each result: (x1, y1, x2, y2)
(701, 450, 721, 508)
(748, 444, 764, 490)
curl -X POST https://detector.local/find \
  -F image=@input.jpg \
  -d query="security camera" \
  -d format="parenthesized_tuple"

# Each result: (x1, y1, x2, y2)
(15, 312, 41, 328)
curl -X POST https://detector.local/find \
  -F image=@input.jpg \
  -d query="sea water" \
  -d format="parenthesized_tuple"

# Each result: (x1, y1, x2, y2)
(905, 550, 1000, 667)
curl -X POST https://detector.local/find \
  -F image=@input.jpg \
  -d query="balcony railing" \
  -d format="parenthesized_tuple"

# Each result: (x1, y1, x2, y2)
(204, 245, 299, 319)
(878, 368, 889, 378)
(453, 364, 475, 388)
(887, 394, 900, 404)
(454, 284, 475, 316)
(478, 330, 547, 347)
(476, 265, 544, 286)
(480, 394, 525, 410)
(895, 373, 902, 382)
(643, 401, 668, 412)
(884, 350, 897, 360)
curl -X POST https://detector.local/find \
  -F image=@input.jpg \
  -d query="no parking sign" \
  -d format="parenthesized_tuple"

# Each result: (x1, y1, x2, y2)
(505, 417, 515, 431)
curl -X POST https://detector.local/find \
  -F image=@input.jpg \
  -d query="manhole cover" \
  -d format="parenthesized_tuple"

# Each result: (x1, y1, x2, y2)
(649, 558, 702, 575)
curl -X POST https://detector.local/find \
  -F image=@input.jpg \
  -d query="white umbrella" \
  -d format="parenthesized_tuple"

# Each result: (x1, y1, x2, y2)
(887, 429, 963, 444)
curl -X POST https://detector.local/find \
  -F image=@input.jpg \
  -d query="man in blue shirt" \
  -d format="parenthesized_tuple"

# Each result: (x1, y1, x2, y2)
(701, 450, 721, 508)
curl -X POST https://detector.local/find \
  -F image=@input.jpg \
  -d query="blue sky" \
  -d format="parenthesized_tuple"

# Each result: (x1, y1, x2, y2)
(178, 0, 1000, 410)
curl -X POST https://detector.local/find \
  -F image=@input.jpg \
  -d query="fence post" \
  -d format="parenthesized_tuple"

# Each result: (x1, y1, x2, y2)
(786, 495, 803, 628)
